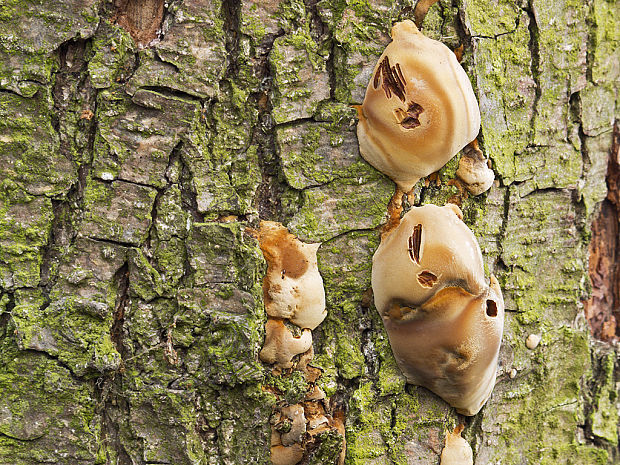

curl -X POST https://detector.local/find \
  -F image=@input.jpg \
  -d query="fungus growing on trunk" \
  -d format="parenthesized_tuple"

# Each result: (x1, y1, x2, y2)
(440, 425, 473, 465)
(357, 20, 481, 192)
(259, 221, 326, 330)
(372, 204, 504, 415)
(259, 319, 312, 370)
(456, 140, 495, 195)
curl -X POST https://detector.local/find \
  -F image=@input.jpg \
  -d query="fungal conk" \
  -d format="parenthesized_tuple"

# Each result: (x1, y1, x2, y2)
(456, 140, 495, 196)
(259, 221, 326, 330)
(357, 20, 481, 192)
(259, 318, 312, 370)
(372, 204, 504, 415)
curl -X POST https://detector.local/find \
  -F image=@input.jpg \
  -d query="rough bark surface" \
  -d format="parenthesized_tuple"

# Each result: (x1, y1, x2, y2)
(0, 0, 618, 464)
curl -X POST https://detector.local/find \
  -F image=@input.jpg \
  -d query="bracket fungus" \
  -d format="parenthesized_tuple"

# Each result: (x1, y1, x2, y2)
(259, 221, 326, 330)
(357, 20, 481, 192)
(372, 204, 504, 415)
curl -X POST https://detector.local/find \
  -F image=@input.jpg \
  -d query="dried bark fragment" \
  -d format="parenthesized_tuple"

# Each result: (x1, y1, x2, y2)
(585, 123, 620, 341)
(113, 0, 165, 46)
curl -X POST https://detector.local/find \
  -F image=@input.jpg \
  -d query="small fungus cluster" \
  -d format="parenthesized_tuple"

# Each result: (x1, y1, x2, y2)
(258, 221, 326, 369)
(440, 425, 474, 465)
(456, 139, 496, 196)
(257, 222, 344, 465)
(358, 20, 504, 421)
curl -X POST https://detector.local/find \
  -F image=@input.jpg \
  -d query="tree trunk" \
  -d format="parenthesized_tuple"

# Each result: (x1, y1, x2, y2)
(0, 0, 617, 464)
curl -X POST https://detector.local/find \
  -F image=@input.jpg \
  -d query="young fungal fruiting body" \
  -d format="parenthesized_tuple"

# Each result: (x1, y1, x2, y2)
(357, 20, 481, 192)
(259, 221, 326, 330)
(259, 318, 312, 370)
(456, 140, 495, 196)
(257, 221, 327, 370)
(440, 425, 474, 465)
(372, 204, 504, 416)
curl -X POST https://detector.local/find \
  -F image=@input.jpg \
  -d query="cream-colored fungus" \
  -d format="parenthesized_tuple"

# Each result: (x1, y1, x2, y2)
(372, 204, 504, 415)
(357, 20, 480, 192)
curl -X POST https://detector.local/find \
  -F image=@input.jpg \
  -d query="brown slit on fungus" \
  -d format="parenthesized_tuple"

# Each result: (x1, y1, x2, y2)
(259, 221, 326, 330)
(455, 139, 495, 196)
(373, 56, 407, 102)
(357, 20, 481, 192)
(417, 270, 438, 288)
(408, 223, 423, 264)
(440, 424, 473, 465)
(372, 204, 504, 415)
(394, 102, 425, 129)
(486, 299, 498, 317)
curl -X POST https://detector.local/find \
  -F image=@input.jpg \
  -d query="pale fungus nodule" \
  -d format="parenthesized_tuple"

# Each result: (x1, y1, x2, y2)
(526, 333, 542, 350)
(279, 404, 307, 447)
(440, 425, 474, 465)
(259, 221, 326, 330)
(259, 318, 312, 370)
(357, 20, 481, 192)
(372, 204, 505, 416)
(456, 140, 495, 196)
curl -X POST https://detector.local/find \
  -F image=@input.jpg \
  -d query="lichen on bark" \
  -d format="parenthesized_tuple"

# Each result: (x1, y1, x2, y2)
(0, 0, 617, 464)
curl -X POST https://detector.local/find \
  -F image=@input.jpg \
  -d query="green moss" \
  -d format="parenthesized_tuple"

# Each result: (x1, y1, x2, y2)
(345, 381, 429, 465)
(0, 325, 101, 463)
(265, 370, 309, 404)
(82, 179, 157, 246)
(590, 0, 619, 84)
(128, 248, 165, 301)
(500, 189, 587, 326)
(239, 2, 268, 44)
(463, 0, 520, 37)
(376, 334, 406, 397)
(589, 352, 619, 445)
(270, 27, 330, 123)
(335, 328, 365, 380)
(487, 328, 603, 464)
(307, 429, 345, 464)
(288, 176, 392, 242)
(0, 88, 76, 195)
(346, 382, 390, 462)
(312, 353, 339, 398)
(0, 181, 53, 288)
(88, 20, 136, 89)
(472, 17, 533, 183)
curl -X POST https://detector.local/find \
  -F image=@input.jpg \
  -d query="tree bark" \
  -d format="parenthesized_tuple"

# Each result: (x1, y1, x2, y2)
(0, 0, 617, 464)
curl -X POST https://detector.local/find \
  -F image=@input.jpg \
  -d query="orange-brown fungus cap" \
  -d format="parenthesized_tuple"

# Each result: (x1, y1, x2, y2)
(372, 204, 504, 415)
(259, 221, 326, 330)
(357, 20, 481, 192)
